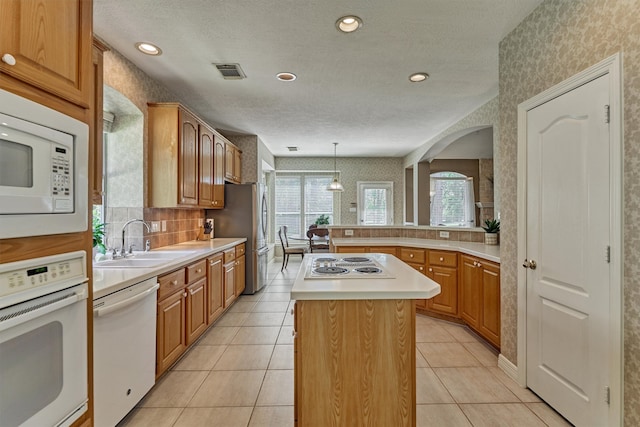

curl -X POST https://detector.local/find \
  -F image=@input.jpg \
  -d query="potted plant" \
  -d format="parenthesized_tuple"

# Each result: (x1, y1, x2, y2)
(93, 216, 107, 255)
(482, 218, 500, 245)
(313, 214, 330, 227)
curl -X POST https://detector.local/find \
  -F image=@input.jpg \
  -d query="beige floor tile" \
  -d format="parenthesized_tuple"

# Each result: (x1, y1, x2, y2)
(415, 324, 457, 342)
(417, 342, 482, 367)
(198, 326, 239, 345)
(416, 314, 441, 327)
(269, 345, 294, 369)
(118, 407, 183, 427)
(460, 403, 546, 427)
(140, 371, 208, 407)
(434, 367, 520, 403)
(215, 312, 250, 327)
(256, 370, 294, 406)
(214, 345, 274, 370)
(259, 292, 292, 302)
(243, 312, 285, 326)
(237, 293, 263, 302)
(231, 326, 281, 345)
(488, 367, 542, 403)
(416, 349, 429, 368)
(441, 323, 481, 343)
(173, 407, 253, 426)
(525, 402, 573, 426)
(277, 326, 295, 345)
(227, 301, 257, 312)
(188, 370, 265, 407)
(462, 342, 498, 366)
(416, 368, 455, 404)
(249, 406, 294, 427)
(265, 285, 293, 293)
(416, 404, 472, 427)
(252, 301, 290, 312)
(172, 345, 226, 371)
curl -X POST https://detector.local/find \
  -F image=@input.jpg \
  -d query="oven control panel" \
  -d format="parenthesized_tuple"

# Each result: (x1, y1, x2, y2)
(0, 251, 86, 303)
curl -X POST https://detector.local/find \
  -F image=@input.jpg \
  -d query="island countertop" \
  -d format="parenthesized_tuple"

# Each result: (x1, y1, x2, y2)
(291, 252, 441, 301)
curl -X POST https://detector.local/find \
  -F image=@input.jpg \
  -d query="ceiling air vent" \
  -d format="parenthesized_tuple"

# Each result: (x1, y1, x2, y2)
(287, 146, 298, 152)
(213, 63, 246, 80)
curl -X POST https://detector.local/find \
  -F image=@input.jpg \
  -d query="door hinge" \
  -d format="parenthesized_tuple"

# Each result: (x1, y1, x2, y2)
(605, 105, 610, 124)
(606, 246, 611, 263)
(605, 386, 610, 404)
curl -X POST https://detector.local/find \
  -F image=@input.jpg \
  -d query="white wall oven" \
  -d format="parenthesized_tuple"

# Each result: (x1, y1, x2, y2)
(0, 88, 88, 239)
(0, 251, 88, 427)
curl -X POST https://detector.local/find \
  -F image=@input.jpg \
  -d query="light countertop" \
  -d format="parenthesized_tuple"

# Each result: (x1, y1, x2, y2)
(331, 238, 500, 263)
(92, 238, 246, 300)
(291, 253, 441, 301)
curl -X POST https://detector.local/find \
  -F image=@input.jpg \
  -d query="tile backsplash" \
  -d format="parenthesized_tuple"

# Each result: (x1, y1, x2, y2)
(329, 226, 486, 243)
(143, 208, 205, 249)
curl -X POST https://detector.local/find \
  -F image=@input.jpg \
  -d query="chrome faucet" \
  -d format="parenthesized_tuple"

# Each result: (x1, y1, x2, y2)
(120, 219, 151, 257)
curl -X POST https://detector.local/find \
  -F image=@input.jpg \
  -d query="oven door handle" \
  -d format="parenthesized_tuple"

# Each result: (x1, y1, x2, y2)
(94, 283, 159, 317)
(0, 286, 87, 332)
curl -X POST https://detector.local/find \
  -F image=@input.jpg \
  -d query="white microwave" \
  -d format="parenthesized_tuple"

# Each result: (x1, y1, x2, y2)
(0, 88, 88, 239)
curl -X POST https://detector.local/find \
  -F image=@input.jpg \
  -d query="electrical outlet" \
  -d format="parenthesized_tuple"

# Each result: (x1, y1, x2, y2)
(439, 231, 449, 239)
(151, 221, 160, 233)
(161, 220, 167, 232)
(344, 229, 354, 236)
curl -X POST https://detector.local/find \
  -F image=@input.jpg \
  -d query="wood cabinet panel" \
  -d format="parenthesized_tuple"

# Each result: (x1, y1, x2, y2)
(224, 142, 242, 183)
(223, 248, 236, 263)
(90, 38, 107, 205)
(198, 125, 215, 207)
(235, 254, 246, 296)
(235, 243, 246, 257)
(335, 246, 367, 253)
(370, 246, 397, 256)
(224, 260, 236, 307)
(0, 0, 92, 107)
(186, 259, 206, 283)
(212, 140, 225, 208)
(399, 248, 426, 264)
(156, 290, 186, 377)
(428, 250, 457, 268)
(186, 277, 207, 345)
(158, 268, 186, 300)
(460, 255, 482, 327)
(426, 265, 458, 316)
(479, 261, 500, 348)
(207, 254, 224, 324)
(179, 108, 199, 206)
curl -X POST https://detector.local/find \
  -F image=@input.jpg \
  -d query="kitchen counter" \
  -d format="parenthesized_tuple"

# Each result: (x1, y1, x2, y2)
(291, 252, 441, 301)
(92, 238, 246, 300)
(331, 237, 500, 263)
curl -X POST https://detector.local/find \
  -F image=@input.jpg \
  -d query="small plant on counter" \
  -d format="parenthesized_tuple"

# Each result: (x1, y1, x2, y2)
(314, 214, 331, 226)
(482, 218, 500, 233)
(93, 216, 106, 254)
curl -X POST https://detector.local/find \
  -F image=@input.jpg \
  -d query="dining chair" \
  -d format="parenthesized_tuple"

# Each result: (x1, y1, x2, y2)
(278, 226, 305, 271)
(306, 227, 330, 253)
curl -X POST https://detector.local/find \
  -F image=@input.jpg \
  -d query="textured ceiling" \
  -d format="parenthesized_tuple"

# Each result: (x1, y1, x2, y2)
(93, 0, 543, 157)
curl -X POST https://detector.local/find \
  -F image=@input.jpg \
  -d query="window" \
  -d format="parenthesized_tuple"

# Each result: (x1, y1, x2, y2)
(430, 172, 475, 227)
(357, 181, 393, 225)
(275, 172, 335, 237)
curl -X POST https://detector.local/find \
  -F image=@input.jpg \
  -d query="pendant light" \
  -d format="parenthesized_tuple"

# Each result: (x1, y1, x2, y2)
(326, 142, 344, 192)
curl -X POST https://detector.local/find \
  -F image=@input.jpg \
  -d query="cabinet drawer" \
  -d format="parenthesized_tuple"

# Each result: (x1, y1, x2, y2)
(407, 262, 426, 275)
(224, 248, 236, 263)
(158, 269, 186, 300)
(428, 250, 457, 267)
(399, 248, 426, 264)
(235, 243, 246, 257)
(186, 259, 207, 283)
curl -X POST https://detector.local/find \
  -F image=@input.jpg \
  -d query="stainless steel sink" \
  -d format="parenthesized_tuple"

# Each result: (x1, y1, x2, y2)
(93, 250, 197, 268)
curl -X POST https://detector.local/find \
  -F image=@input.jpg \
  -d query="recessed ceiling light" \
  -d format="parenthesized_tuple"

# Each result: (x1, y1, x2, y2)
(135, 42, 162, 56)
(276, 72, 297, 82)
(409, 72, 429, 82)
(336, 15, 363, 33)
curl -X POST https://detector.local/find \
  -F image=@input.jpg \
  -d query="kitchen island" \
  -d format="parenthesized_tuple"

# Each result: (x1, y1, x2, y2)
(291, 253, 440, 427)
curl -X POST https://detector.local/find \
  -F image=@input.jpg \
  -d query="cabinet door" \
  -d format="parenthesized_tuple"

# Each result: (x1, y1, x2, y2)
(407, 261, 428, 309)
(479, 261, 501, 348)
(207, 254, 224, 324)
(178, 109, 199, 205)
(336, 246, 367, 253)
(427, 266, 458, 316)
(213, 140, 225, 208)
(90, 39, 107, 205)
(371, 246, 397, 256)
(235, 254, 246, 296)
(186, 277, 208, 345)
(156, 290, 186, 377)
(0, 0, 92, 107)
(224, 261, 236, 307)
(234, 147, 242, 183)
(460, 255, 482, 328)
(198, 125, 215, 207)
(224, 144, 235, 181)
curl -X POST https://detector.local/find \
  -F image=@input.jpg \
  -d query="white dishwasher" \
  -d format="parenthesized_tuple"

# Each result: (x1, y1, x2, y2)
(93, 277, 159, 427)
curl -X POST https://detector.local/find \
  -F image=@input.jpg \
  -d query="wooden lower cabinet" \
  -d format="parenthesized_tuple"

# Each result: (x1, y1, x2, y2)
(460, 254, 500, 348)
(207, 253, 224, 323)
(235, 254, 246, 296)
(186, 277, 207, 345)
(425, 250, 458, 316)
(335, 246, 367, 253)
(224, 259, 236, 307)
(294, 299, 416, 426)
(156, 289, 187, 377)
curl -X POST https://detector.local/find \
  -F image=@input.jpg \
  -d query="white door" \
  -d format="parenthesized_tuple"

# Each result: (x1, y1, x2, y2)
(525, 74, 610, 426)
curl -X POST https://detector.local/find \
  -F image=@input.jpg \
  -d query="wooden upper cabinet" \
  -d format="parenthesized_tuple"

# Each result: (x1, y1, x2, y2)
(224, 143, 242, 183)
(90, 38, 108, 205)
(213, 140, 225, 208)
(179, 109, 199, 206)
(198, 125, 215, 208)
(0, 0, 92, 107)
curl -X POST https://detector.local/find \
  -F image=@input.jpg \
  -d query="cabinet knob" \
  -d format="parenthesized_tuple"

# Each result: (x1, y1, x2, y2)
(439, 257, 444, 262)
(196, 268, 201, 273)
(409, 253, 414, 258)
(183, 292, 187, 298)
(477, 262, 482, 268)
(419, 266, 423, 271)
(172, 280, 178, 286)
(290, 308, 294, 315)
(291, 330, 297, 337)
(2, 53, 16, 66)
(428, 268, 433, 272)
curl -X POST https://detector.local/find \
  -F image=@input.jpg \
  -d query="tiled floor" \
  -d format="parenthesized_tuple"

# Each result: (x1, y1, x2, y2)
(119, 259, 572, 427)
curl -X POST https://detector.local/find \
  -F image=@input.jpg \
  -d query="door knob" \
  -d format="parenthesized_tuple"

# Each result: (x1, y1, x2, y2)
(522, 259, 537, 270)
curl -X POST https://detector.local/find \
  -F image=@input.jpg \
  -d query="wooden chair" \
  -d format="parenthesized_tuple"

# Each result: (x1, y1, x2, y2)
(278, 226, 305, 271)
(306, 227, 330, 253)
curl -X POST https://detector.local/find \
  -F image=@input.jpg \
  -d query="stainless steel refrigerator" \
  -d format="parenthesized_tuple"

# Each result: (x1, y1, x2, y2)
(208, 183, 269, 294)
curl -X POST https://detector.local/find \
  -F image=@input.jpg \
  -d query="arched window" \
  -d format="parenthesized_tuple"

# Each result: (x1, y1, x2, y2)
(430, 172, 475, 227)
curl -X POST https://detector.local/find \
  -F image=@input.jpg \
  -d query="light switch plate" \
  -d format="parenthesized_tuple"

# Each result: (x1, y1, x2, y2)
(161, 220, 167, 232)
(344, 229, 354, 236)
(151, 221, 160, 233)
(439, 231, 449, 238)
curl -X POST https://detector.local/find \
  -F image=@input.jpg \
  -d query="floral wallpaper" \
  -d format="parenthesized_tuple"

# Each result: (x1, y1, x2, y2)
(499, 0, 640, 423)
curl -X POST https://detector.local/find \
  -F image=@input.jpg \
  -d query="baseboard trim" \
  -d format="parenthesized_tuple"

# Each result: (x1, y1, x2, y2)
(498, 354, 521, 385)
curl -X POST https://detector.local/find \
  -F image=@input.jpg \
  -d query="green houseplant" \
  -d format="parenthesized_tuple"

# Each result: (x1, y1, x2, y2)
(93, 216, 106, 254)
(314, 214, 330, 226)
(482, 218, 500, 245)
